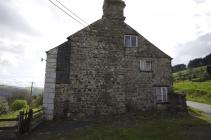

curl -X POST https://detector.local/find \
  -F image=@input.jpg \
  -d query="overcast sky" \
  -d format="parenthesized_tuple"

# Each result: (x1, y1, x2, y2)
(0, 0, 211, 87)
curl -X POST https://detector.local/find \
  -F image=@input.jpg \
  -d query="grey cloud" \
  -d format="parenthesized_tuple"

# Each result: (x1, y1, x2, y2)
(193, 0, 206, 4)
(198, 33, 211, 42)
(0, 57, 12, 76)
(206, 12, 211, 16)
(0, 59, 11, 67)
(173, 33, 211, 64)
(0, 40, 25, 55)
(0, 0, 36, 35)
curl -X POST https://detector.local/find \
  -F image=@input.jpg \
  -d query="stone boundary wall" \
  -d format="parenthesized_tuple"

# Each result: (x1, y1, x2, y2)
(43, 48, 58, 120)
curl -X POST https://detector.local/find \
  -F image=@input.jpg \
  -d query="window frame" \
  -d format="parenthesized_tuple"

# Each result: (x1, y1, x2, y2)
(156, 87, 168, 103)
(140, 60, 152, 72)
(124, 35, 138, 47)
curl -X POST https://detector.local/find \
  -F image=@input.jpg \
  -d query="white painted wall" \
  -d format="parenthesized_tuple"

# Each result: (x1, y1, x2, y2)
(43, 48, 58, 120)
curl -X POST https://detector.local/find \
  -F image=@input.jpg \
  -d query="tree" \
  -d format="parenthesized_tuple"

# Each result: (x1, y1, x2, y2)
(172, 64, 186, 73)
(204, 53, 211, 65)
(207, 65, 211, 77)
(31, 95, 43, 108)
(188, 58, 205, 68)
(11, 100, 27, 111)
(0, 97, 9, 114)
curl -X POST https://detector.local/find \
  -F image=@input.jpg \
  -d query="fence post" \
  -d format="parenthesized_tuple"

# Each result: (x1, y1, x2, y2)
(17, 111, 24, 137)
(25, 109, 28, 133)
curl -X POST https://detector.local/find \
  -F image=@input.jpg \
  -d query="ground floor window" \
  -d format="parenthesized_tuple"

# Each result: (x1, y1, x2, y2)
(156, 87, 168, 103)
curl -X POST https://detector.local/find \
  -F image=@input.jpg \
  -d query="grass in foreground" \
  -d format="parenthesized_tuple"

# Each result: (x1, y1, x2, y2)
(174, 80, 211, 105)
(25, 109, 211, 140)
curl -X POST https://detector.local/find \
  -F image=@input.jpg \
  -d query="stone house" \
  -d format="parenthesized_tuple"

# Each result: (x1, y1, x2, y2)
(43, 0, 185, 120)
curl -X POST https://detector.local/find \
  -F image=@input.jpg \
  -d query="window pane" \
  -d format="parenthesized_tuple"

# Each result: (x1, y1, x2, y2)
(140, 60, 144, 71)
(145, 61, 151, 71)
(140, 60, 152, 71)
(156, 87, 168, 103)
(156, 88, 162, 102)
(163, 88, 168, 102)
(161, 87, 168, 102)
(125, 36, 131, 47)
(131, 36, 137, 47)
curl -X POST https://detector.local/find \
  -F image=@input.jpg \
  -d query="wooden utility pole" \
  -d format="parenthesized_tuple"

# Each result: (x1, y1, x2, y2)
(29, 82, 33, 106)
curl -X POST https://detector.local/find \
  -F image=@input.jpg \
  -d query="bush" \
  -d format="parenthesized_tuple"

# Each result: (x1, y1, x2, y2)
(31, 95, 43, 108)
(11, 100, 27, 111)
(0, 97, 9, 114)
(207, 65, 211, 77)
(172, 64, 186, 73)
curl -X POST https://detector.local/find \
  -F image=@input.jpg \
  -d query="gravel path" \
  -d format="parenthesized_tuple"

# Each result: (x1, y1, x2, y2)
(187, 101, 211, 115)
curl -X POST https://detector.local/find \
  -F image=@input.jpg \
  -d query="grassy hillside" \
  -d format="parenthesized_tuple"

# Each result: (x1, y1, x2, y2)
(173, 66, 211, 82)
(173, 66, 211, 105)
(0, 85, 43, 99)
(174, 80, 211, 104)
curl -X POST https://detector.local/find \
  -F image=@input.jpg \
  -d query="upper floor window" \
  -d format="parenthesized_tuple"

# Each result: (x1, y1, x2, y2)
(156, 87, 168, 103)
(140, 60, 152, 72)
(124, 35, 138, 47)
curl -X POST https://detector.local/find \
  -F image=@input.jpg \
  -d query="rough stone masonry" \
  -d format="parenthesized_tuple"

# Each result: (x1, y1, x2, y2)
(43, 0, 186, 120)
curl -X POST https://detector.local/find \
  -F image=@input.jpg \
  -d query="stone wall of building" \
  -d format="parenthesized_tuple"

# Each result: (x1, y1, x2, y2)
(43, 0, 186, 120)
(51, 18, 172, 119)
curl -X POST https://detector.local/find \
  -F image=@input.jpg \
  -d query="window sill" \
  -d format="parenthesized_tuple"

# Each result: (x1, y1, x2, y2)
(140, 70, 152, 73)
(156, 102, 169, 105)
(125, 46, 138, 48)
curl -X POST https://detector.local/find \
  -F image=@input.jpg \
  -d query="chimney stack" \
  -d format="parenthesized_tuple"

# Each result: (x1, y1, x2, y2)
(103, 0, 126, 20)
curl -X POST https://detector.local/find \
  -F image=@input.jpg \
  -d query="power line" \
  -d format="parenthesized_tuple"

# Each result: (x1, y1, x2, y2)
(54, 0, 88, 25)
(48, 0, 86, 27)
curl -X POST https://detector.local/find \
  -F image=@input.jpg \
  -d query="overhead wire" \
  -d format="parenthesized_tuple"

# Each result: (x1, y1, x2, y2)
(48, 0, 86, 27)
(54, 0, 88, 25)
(48, 0, 91, 47)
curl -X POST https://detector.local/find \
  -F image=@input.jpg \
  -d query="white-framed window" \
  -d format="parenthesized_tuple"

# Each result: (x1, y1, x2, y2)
(156, 87, 168, 103)
(124, 35, 138, 47)
(140, 60, 152, 72)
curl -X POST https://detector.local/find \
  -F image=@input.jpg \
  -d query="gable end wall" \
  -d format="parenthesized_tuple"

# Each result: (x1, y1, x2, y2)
(52, 19, 172, 119)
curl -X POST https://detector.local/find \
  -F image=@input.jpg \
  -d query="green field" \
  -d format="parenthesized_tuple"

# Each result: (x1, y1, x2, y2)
(24, 109, 211, 140)
(174, 80, 211, 104)
(173, 65, 211, 105)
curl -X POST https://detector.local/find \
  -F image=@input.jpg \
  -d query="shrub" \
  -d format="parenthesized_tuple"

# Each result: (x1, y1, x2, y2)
(207, 65, 211, 77)
(172, 64, 186, 73)
(0, 97, 9, 114)
(11, 100, 27, 111)
(31, 95, 43, 108)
